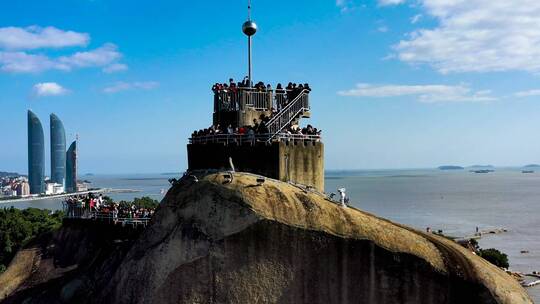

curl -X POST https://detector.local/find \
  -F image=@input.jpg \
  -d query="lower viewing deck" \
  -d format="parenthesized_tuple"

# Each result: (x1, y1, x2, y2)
(189, 133, 321, 145)
(63, 205, 153, 228)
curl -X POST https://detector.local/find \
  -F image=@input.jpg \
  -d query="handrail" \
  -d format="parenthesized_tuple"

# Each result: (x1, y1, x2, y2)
(265, 89, 309, 141)
(266, 89, 308, 126)
(241, 90, 272, 110)
(189, 133, 321, 145)
(63, 207, 152, 226)
(213, 88, 307, 112)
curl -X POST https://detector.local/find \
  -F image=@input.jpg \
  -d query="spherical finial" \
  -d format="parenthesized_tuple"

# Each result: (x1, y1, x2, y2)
(242, 20, 257, 36)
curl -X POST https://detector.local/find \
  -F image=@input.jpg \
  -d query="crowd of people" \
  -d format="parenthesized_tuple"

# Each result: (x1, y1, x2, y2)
(211, 77, 311, 95)
(191, 113, 273, 138)
(213, 78, 311, 112)
(64, 193, 155, 222)
(190, 119, 322, 144)
(285, 124, 322, 136)
(194, 78, 320, 142)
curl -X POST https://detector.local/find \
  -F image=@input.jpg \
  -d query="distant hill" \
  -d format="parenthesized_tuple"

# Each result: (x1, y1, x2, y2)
(438, 165, 464, 170)
(0, 171, 23, 178)
(161, 172, 181, 176)
(523, 164, 540, 168)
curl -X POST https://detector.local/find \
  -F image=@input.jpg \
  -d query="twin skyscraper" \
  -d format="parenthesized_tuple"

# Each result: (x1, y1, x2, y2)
(27, 110, 77, 195)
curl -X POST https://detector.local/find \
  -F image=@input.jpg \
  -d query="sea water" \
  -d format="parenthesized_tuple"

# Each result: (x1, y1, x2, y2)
(2, 169, 538, 301)
(325, 168, 540, 302)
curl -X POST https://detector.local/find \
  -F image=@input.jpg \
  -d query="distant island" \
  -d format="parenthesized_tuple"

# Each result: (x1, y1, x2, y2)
(84, 173, 95, 176)
(523, 164, 540, 168)
(468, 165, 495, 169)
(438, 165, 464, 170)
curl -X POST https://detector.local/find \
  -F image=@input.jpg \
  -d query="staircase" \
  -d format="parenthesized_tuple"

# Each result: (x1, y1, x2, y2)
(265, 89, 310, 141)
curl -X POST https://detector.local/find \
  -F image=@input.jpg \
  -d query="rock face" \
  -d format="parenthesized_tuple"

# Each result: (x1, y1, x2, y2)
(104, 173, 530, 304)
(0, 172, 532, 303)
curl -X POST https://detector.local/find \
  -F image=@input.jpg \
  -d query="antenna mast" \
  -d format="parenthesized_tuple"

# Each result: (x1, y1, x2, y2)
(242, 0, 257, 87)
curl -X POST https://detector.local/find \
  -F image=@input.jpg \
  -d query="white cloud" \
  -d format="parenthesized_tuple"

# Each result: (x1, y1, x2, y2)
(103, 63, 128, 73)
(59, 43, 122, 68)
(337, 0, 400, 11)
(395, 0, 540, 74)
(0, 26, 89, 50)
(377, 26, 389, 33)
(32, 82, 68, 97)
(103, 81, 159, 93)
(411, 14, 422, 24)
(338, 83, 496, 103)
(0, 43, 126, 73)
(0, 52, 69, 73)
(514, 89, 540, 97)
(336, 0, 368, 12)
(0, 26, 126, 74)
(336, 0, 353, 12)
(378, 0, 405, 6)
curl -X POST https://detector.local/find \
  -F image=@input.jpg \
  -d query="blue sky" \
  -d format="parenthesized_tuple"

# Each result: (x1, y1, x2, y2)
(2, 0, 540, 174)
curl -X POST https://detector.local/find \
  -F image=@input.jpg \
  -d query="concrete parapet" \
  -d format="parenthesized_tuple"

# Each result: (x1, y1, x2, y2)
(187, 141, 324, 192)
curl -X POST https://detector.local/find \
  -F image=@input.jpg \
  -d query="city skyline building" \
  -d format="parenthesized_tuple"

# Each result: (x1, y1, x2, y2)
(50, 113, 66, 188)
(15, 181, 30, 197)
(27, 110, 45, 194)
(66, 140, 77, 193)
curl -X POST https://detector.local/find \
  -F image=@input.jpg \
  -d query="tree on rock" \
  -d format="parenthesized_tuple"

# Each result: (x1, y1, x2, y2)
(479, 248, 509, 269)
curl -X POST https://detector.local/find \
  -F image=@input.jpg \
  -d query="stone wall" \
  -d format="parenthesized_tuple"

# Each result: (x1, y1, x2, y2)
(187, 141, 324, 191)
(187, 143, 281, 178)
(278, 141, 324, 191)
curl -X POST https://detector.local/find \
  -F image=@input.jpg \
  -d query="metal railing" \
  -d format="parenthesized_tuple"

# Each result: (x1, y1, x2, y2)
(211, 87, 312, 143)
(215, 88, 272, 112)
(214, 88, 308, 112)
(242, 90, 272, 110)
(189, 133, 321, 145)
(214, 91, 240, 112)
(275, 92, 287, 110)
(265, 89, 309, 141)
(63, 205, 152, 227)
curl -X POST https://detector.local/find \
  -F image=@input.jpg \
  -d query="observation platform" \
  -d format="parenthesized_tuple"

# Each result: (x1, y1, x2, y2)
(187, 82, 324, 192)
(62, 205, 152, 228)
(212, 86, 310, 131)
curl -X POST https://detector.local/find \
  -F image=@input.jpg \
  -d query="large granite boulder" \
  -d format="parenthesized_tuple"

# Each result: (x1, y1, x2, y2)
(103, 173, 532, 304)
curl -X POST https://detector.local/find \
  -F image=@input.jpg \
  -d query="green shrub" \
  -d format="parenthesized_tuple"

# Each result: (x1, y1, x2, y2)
(0, 207, 62, 274)
(479, 248, 509, 269)
(0, 196, 157, 274)
(118, 196, 159, 209)
(468, 238, 480, 251)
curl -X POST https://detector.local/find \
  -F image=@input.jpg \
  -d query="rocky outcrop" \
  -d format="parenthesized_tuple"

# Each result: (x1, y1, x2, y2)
(0, 172, 532, 303)
(0, 248, 40, 300)
(104, 172, 531, 304)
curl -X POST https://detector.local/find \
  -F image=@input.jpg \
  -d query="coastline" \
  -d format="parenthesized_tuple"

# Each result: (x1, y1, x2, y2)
(0, 188, 141, 204)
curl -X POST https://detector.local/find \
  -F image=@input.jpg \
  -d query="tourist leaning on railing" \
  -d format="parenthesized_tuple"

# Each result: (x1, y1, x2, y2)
(213, 78, 311, 113)
(212, 78, 310, 97)
(189, 125, 322, 145)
